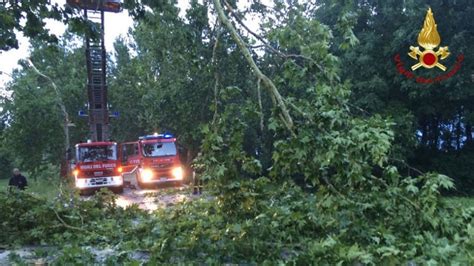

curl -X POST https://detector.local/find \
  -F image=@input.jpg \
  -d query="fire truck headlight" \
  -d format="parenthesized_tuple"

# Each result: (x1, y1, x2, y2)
(117, 166, 123, 173)
(113, 175, 123, 184)
(75, 178, 87, 188)
(73, 169, 79, 177)
(141, 168, 153, 182)
(172, 167, 183, 180)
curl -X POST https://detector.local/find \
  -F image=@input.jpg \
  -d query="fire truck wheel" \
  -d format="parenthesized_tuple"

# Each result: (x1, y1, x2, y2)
(137, 181, 147, 189)
(111, 186, 123, 194)
(79, 188, 94, 196)
(136, 173, 146, 189)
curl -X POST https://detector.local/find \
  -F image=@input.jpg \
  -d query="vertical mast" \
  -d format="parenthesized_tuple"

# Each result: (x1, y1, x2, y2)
(66, 0, 122, 141)
(85, 9, 108, 141)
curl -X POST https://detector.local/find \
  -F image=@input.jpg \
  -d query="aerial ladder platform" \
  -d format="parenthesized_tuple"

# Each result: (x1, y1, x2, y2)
(67, 0, 122, 141)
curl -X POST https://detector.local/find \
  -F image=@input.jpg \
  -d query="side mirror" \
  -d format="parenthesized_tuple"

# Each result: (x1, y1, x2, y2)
(69, 160, 76, 171)
(66, 148, 72, 160)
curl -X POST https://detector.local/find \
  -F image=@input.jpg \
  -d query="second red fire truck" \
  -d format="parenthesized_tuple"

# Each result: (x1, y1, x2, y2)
(121, 133, 184, 188)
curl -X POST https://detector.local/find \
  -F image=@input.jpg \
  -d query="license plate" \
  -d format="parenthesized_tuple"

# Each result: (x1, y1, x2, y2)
(94, 171, 103, 176)
(160, 177, 167, 181)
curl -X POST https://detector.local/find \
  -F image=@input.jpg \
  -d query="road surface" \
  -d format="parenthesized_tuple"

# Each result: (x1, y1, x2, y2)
(114, 185, 192, 211)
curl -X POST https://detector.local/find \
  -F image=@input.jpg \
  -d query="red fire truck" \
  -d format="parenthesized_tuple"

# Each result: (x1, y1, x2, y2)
(121, 133, 183, 188)
(66, 0, 124, 194)
(73, 141, 124, 193)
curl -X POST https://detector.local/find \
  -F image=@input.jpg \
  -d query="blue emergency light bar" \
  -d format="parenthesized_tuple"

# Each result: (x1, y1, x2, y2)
(139, 133, 175, 140)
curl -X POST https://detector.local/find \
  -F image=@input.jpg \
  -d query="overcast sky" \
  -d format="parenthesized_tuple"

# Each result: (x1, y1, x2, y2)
(0, 0, 195, 90)
(0, 0, 263, 95)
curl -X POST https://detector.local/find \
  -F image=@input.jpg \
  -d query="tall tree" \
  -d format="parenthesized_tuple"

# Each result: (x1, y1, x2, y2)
(0, 35, 88, 174)
(110, 0, 256, 164)
(313, 0, 474, 192)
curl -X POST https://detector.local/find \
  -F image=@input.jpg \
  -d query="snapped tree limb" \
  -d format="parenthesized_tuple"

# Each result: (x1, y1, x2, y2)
(211, 22, 221, 126)
(223, 0, 324, 73)
(213, 0, 294, 133)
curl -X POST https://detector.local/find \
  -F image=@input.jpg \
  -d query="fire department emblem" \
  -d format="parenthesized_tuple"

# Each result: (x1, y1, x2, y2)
(408, 8, 450, 71)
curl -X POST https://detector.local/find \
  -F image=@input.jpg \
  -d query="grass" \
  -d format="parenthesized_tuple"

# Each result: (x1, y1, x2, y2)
(444, 196, 474, 208)
(0, 177, 62, 200)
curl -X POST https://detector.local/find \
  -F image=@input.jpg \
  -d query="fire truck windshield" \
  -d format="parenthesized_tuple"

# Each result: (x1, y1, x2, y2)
(142, 142, 177, 157)
(78, 145, 117, 162)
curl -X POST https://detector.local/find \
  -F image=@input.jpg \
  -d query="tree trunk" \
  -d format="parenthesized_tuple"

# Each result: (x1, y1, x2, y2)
(466, 123, 472, 144)
(456, 112, 462, 150)
(432, 117, 440, 150)
(420, 117, 428, 146)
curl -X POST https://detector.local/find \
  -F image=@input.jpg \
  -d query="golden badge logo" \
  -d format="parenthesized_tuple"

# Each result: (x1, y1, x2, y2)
(408, 8, 450, 71)
(394, 7, 463, 83)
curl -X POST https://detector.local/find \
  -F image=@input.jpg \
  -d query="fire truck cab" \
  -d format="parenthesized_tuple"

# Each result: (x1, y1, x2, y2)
(73, 141, 124, 193)
(121, 133, 183, 188)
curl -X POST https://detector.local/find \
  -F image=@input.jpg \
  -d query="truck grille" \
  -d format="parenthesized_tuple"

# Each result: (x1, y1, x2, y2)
(152, 163, 172, 169)
(90, 177, 109, 185)
(80, 169, 114, 178)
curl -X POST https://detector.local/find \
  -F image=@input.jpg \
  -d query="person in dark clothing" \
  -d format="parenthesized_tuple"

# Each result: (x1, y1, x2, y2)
(8, 168, 28, 191)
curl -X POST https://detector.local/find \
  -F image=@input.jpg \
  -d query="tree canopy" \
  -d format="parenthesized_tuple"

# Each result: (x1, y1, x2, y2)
(0, 0, 473, 263)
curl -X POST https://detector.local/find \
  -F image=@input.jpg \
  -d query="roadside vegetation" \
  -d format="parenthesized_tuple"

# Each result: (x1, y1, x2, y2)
(0, 164, 61, 199)
(0, 178, 59, 199)
(0, 0, 473, 264)
(445, 197, 474, 208)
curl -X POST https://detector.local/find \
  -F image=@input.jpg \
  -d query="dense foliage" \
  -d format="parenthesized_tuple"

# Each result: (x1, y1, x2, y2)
(0, 0, 102, 51)
(0, 36, 88, 177)
(1, 179, 473, 264)
(0, 0, 473, 264)
(314, 0, 474, 194)
(2, 1, 473, 189)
